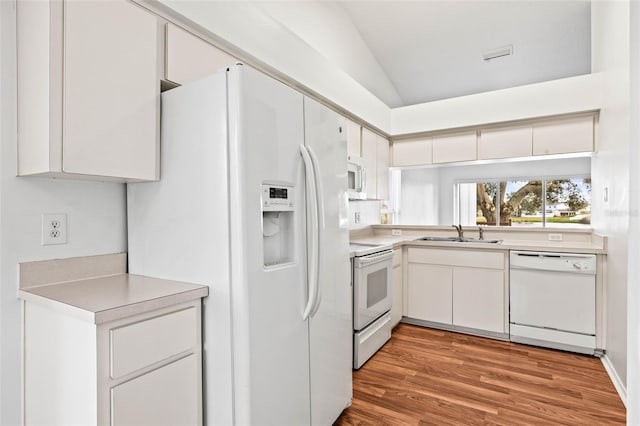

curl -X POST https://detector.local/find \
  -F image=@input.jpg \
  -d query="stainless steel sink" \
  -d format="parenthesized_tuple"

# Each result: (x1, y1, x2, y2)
(415, 236, 502, 244)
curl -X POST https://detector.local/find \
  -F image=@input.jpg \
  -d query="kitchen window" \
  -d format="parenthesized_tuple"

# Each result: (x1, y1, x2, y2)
(456, 177, 591, 228)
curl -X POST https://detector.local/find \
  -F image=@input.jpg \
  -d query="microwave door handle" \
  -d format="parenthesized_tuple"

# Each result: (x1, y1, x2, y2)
(300, 145, 318, 321)
(307, 146, 324, 317)
(361, 167, 366, 194)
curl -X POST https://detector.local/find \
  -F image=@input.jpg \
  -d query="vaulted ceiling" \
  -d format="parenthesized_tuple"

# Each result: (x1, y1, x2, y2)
(339, 1, 592, 107)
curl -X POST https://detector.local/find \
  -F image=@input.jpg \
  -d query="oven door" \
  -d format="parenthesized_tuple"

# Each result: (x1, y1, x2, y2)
(353, 250, 393, 331)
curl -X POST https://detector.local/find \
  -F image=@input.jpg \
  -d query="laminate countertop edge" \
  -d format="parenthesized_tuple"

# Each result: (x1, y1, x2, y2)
(19, 273, 209, 325)
(350, 236, 607, 255)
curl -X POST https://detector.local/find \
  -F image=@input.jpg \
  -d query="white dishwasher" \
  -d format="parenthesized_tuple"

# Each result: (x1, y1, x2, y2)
(509, 251, 599, 355)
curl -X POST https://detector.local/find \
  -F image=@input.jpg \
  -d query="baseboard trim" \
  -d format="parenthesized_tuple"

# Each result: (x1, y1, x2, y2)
(601, 354, 627, 408)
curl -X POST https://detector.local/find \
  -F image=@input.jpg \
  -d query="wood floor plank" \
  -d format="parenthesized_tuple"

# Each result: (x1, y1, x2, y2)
(335, 324, 625, 425)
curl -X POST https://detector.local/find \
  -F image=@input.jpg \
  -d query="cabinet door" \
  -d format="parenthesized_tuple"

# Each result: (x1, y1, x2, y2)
(452, 267, 504, 333)
(391, 251, 403, 327)
(478, 125, 532, 160)
(407, 263, 452, 324)
(346, 119, 361, 157)
(376, 135, 390, 200)
(432, 131, 477, 164)
(166, 23, 237, 85)
(361, 128, 378, 199)
(111, 354, 200, 426)
(533, 115, 594, 155)
(63, 0, 160, 180)
(392, 136, 432, 166)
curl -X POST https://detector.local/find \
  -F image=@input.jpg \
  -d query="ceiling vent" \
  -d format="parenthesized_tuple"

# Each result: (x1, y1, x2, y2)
(483, 45, 513, 61)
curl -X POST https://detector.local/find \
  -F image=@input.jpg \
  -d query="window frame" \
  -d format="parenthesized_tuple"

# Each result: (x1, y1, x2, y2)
(454, 174, 591, 228)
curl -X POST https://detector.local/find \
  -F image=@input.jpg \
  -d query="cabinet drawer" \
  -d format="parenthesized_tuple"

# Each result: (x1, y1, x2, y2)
(111, 354, 199, 426)
(408, 247, 504, 270)
(110, 307, 197, 379)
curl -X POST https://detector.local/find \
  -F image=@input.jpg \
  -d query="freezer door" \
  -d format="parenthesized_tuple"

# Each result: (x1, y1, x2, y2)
(228, 65, 312, 426)
(303, 96, 353, 425)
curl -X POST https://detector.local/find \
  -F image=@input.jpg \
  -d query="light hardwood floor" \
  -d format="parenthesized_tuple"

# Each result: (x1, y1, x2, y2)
(335, 323, 625, 425)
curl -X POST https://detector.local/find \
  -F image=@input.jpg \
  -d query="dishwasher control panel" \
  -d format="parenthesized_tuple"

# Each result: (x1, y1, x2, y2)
(510, 251, 596, 274)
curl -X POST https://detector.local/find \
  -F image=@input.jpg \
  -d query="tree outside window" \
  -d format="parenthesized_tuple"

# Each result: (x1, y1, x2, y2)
(471, 178, 591, 227)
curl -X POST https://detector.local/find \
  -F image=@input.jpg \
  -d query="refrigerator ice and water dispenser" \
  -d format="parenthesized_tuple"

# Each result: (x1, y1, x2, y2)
(261, 184, 294, 267)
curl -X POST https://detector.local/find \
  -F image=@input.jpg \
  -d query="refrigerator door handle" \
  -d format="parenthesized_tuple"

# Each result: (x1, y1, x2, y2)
(300, 145, 319, 321)
(307, 146, 324, 317)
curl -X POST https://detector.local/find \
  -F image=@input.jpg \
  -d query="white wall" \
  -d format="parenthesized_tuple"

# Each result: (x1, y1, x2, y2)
(348, 200, 381, 229)
(390, 73, 603, 135)
(590, 0, 630, 402)
(0, 3, 127, 424)
(255, 2, 403, 108)
(627, 0, 640, 420)
(397, 168, 440, 225)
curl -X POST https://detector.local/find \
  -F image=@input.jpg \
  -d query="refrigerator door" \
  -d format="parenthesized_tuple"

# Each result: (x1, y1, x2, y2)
(127, 71, 234, 426)
(227, 66, 312, 426)
(303, 97, 353, 425)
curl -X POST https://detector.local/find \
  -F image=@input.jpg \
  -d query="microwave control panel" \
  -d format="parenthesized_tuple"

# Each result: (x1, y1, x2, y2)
(262, 184, 294, 212)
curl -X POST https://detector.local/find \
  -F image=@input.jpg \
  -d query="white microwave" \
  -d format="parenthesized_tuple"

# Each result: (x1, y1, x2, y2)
(347, 155, 367, 200)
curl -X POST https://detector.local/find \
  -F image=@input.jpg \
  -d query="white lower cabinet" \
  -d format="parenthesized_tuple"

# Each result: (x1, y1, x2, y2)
(407, 263, 453, 324)
(23, 301, 203, 425)
(391, 249, 403, 327)
(406, 247, 507, 335)
(452, 267, 504, 333)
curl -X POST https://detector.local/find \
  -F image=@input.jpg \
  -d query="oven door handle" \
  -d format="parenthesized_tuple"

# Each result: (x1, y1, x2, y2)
(355, 250, 393, 267)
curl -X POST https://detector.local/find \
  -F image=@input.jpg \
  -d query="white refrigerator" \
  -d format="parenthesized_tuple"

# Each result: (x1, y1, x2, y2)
(127, 65, 352, 426)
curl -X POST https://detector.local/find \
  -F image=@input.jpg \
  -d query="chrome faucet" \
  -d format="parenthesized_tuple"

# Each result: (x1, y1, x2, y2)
(452, 224, 463, 239)
(478, 226, 484, 240)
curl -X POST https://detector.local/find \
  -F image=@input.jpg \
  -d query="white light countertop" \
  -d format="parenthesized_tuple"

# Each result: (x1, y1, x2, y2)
(350, 225, 607, 254)
(18, 253, 208, 324)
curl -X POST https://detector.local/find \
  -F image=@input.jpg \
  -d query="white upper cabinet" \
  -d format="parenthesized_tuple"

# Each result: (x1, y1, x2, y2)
(361, 127, 389, 200)
(165, 23, 237, 86)
(361, 127, 378, 198)
(17, 0, 161, 182)
(346, 119, 362, 158)
(432, 131, 477, 164)
(533, 114, 595, 155)
(478, 125, 533, 160)
(392, 136, 433, 166)
(377, 135, 390, 200)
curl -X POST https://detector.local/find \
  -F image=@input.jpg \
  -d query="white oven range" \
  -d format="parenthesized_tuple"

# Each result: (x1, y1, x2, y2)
(350, 242, 393, 369)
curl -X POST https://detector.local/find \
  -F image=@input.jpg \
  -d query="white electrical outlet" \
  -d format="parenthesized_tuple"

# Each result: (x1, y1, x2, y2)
(391, 229, 402, 236)
(548, 233, 563, 241)
(42, 213, 67, 245)
(354, 212, 361, 224)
